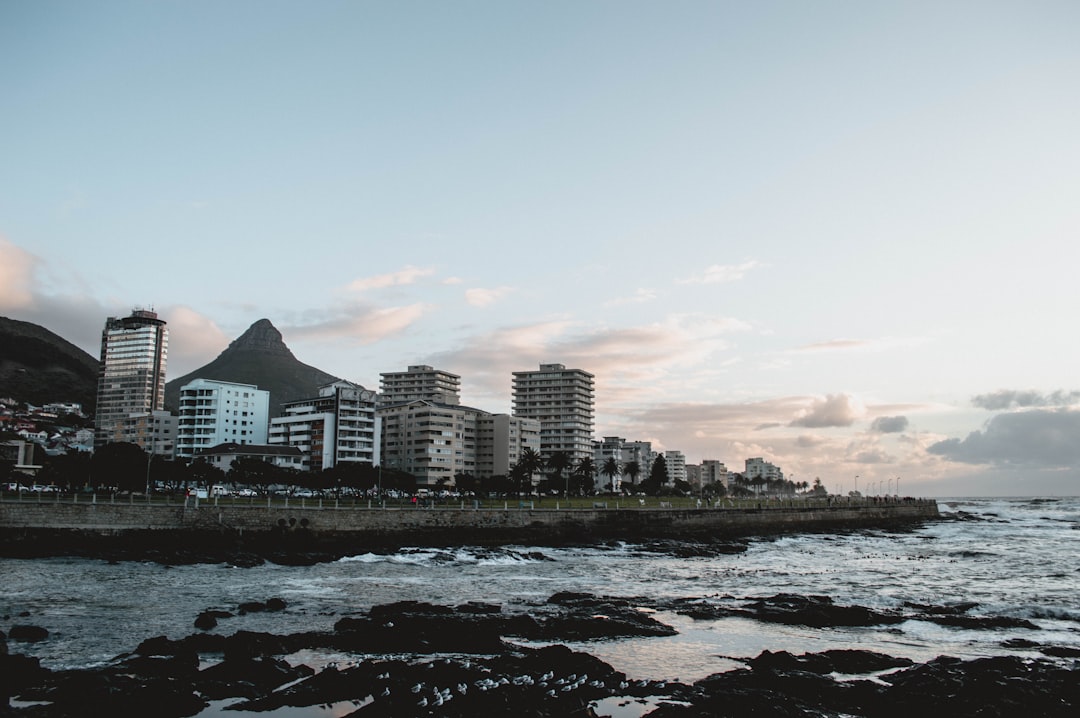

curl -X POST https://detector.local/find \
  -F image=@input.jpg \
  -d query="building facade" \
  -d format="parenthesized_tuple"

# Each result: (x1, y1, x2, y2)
(378, 365, 461, 407)
(700, 459, 731, 489)
(94, 309, 168, 448)
(511, 363, 595, 464)
(665, 450, 688, 486)
(476, 413, 541, 479)
(194, 442, 304, 473)
(268, 381, 379, 472)
(176, 379, 270, 459)
(114, 410, 177, 458)
(745, 457, 784, 482)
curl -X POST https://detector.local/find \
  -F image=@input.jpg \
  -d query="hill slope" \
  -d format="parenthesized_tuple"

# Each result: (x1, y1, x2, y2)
(0, 316, 99, 411)
(164, 319, 339, 415)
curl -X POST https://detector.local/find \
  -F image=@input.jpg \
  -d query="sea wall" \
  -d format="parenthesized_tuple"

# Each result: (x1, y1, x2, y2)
(0, 496, 939, 555)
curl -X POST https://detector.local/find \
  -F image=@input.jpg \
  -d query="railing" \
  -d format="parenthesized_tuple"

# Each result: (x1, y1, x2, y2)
(0, 490, 936, 513)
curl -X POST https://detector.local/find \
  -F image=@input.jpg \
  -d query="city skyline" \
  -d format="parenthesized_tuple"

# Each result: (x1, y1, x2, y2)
(2, 2, 1079, 496)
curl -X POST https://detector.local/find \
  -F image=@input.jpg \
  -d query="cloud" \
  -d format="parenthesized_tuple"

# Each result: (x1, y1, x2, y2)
(794, 339, 873, 353)
(346, 265, 435, 292)
(927, 409, 1080, 468)
(678, 260, 762, 285)
(286, 303, 433, 344)
(465, 286, 514, 307)
(160, 305, 230, 377)
(871, 416, 909, 433)
(0, 238, 39, 309)
(427, 313, 752, 404)
(790, 394, 863, 428)
(604, 288, 658, 307)
(971, 389, 1080, 410)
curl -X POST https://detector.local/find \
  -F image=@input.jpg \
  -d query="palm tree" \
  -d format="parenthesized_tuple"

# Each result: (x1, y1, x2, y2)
(517, 447, 545, 493)
(572, 456, 597, 496)
(546, 451, 573, 496)
(622, 460, 640, 492)
(601, 457, 621, 493)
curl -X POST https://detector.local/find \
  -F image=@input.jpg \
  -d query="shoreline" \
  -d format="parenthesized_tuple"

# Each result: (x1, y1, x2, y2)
(0, 498, 939, 563)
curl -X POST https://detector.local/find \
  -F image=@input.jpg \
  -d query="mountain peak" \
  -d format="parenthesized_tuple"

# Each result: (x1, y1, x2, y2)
(227, 319, 295, 358)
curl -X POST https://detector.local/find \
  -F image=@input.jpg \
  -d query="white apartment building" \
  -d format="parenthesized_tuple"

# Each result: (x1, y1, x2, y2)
(176, 379, 270, 459)
(268, 381, 380, 472)
(511, 363, 594, 464)
(665, 450, 687, 486)
(745, 457, 784, 482)
(700, 459, 731, 489)
(379, 365, 461, 407)
(592, 436, 656, 491)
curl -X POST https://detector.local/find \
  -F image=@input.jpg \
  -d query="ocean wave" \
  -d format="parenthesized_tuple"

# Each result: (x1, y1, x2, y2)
(336, 547, 551, 566)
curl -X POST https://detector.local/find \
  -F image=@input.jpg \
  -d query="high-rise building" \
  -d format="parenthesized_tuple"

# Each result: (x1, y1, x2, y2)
(176, 379, 270, 459)
(268, 381, 380, 472)
(512, 363, 594, 464)
(94, 309, 168, 448)
(378, 365, 461, 406)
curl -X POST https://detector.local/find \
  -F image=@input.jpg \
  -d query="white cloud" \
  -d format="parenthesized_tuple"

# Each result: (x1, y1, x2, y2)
(347, 265, 435, 292)
(465, 286, 514, 307)
(678, 260, 762, 285)
(790, 394, 865, 428)
(604, 288, 658, 307)
(286, 303, 433, 345)
(0, 237, 39, 309)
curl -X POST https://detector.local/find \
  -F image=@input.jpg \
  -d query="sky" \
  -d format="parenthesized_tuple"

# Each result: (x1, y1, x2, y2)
(2, 1, 1079, 497)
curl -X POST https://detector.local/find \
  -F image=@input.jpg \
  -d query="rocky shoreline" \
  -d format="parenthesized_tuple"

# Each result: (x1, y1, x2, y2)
(4, 591, 1078, 717)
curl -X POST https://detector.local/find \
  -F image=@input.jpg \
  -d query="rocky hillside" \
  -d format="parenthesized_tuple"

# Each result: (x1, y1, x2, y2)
(164, 319, 340, 415)
(0, 316, 99, 411)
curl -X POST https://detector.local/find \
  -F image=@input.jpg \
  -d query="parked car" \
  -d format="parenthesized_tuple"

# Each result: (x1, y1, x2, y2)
(5, 482, 28, 492)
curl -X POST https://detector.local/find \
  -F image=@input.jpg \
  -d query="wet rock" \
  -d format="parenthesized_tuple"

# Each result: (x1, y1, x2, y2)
(194, 609, 232, 630)
(8, 624, 49, 642)
(195, 654, 313, 700)
(742, 593, 904, 627)
(0, 653, 48, 698)
(747, 649, 913, 675)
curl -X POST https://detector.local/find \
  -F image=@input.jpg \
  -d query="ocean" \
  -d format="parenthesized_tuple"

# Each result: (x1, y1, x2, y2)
(3, 497, 1078, 715)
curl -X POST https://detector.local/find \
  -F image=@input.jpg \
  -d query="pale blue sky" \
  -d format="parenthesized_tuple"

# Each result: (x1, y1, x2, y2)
(3, 1, 1079, 495)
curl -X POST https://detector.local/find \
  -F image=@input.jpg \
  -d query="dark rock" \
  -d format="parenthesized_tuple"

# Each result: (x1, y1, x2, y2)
(194, 609, 232, 630)
(748, 649, 913, 675)
(0, 653, 48, 698)
(743, 593, 904, 627)
(195, 655, 313, 700)
(8, 624, 49, 642)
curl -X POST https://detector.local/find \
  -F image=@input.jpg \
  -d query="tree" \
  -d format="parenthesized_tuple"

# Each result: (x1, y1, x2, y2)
(640, 454, 669, 496)
(187, 458, 225, 491)
(601, 457, 621, 493)
(90, 442, 149, 492)
(35, 450, 91, 490)
(572, 456, 597, 496)
(516, 447, 545, 493)
(546, 451, 573, 496)
(622, 460, 641, 492)
(509, 461, 531, 497)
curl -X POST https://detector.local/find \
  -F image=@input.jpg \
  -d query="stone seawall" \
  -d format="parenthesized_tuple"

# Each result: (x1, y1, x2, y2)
(0, 497, 939, 559)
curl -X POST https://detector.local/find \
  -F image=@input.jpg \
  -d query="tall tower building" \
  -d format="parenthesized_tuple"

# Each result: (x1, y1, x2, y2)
(379, 365, 461, 406)
(94, 309, 168, 448)
(512, 363, 595, 464)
